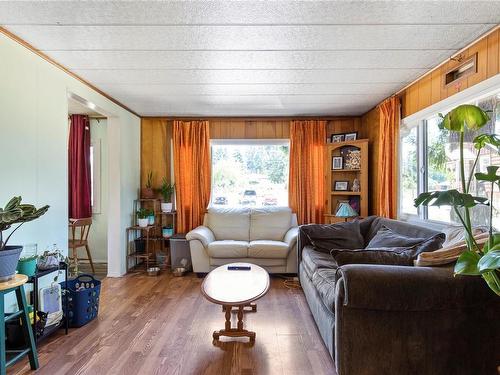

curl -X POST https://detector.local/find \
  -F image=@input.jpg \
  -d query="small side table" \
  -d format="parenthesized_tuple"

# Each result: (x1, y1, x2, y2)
(1, 274, 39, 375)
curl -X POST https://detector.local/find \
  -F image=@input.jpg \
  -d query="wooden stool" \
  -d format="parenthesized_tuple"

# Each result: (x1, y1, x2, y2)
(0, 274, 39, 375)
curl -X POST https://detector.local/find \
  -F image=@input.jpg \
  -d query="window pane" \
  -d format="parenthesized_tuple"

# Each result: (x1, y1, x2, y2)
(426, 116, 458, 223)
(426, 97, 499, 227)
(211, 143, 289, 207)
(476, 93, 500, 230)
(400, 126, 418, 215)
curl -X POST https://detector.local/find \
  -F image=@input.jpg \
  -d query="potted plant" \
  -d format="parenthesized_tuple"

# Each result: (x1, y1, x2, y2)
(17, 244, 38, 277)
(159, 178, 175, 212)
(137, 208, 149, 228)
(414, 104, 500, 296)
(162, 224, 174, 238)
(0, 197, 49, 281)
(147, 209, 155, 225)
(141, 171, 155, 199)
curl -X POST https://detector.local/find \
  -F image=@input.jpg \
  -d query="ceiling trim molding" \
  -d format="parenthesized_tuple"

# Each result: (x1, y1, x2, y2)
(142, 116, 360, 121)
(0, 26, 140, 118)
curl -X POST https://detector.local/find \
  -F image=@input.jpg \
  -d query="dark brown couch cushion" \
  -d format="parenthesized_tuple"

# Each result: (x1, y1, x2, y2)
(301, 221, 364, 253)
(331, 233, 445, 266)
(366, 225, 427, 248)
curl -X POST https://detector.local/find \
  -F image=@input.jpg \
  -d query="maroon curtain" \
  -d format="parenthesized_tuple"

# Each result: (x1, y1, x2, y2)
(68, 114, 92, 219)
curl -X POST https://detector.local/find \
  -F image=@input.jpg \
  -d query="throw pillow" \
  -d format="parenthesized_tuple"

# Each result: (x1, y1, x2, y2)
(331, 232, 445, 267)
(366, 226, 426, 249)
(301, 221, 364, 254)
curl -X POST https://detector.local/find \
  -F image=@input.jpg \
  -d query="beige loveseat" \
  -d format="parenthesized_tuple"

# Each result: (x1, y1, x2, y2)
(186, 207, 299, 274)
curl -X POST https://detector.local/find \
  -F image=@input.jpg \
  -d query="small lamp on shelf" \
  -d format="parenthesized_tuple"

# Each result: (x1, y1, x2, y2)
(335, 202, 358, 222)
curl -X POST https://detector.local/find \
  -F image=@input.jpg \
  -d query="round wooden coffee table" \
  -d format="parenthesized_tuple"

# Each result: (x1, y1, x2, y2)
(201, 262, 270, 343)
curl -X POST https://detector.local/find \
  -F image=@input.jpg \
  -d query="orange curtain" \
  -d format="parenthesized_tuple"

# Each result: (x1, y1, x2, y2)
(173, 120, 211, 232)
(289, 120, 326, 224)
(377, 97, 400, 219)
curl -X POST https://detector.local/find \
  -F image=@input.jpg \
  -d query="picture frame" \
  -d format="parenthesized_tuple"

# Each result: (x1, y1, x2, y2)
(344, 132, 358, 141)
(330, 134, 345, 143)
(332, 156, 343, 170)
(334, 181, 349, 191)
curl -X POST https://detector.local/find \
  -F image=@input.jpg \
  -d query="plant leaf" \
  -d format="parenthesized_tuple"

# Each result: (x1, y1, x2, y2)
(454, 250, 481, 275)
(414, 190, 487, 208)
(475, 166, 500, 183)
(483, 233, 500, 253)
(439, 104, 490, 132)
(478, 250, 500, 272)
(473, 134, 500, 152)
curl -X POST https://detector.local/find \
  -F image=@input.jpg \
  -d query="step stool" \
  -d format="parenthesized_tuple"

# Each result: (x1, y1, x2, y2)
(0, 274, 39, 375)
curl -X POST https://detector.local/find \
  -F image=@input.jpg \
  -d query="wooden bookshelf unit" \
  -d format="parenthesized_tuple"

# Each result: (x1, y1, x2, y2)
(324, 139, 368, 224)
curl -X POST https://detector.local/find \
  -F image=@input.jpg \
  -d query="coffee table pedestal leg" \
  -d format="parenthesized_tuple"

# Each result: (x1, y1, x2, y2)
(213, 305, 256, 343)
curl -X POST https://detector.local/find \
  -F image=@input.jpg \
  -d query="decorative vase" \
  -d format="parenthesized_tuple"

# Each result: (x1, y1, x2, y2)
(138, 218, 149, 228)
(147, 215, 155, 225)
(0, 246, 23, 282)
(161, 202, 173, 212)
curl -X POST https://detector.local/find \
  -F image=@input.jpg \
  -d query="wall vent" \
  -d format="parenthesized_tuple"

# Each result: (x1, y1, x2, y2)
(443, 54, 477, 88)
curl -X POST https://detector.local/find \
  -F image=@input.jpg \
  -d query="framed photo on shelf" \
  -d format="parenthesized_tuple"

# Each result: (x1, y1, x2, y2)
(331, 134, 345, 143)
(344, 132, 358, 141)
(332, 156, 343, 170)
(334, 181, 349, 191)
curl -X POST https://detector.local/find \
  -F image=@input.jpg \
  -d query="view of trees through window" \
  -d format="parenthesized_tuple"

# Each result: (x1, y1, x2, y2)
(400, 91, 500, 229)
(211, 142, 289, 207)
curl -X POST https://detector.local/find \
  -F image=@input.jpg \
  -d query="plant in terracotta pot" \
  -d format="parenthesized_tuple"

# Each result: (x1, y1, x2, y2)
(414, 104, 500, 296)
(160, 178, 175, 212)
(142, 171, 155, 199)
(137, 208, 149, 228)
(0, 197, 49, 281)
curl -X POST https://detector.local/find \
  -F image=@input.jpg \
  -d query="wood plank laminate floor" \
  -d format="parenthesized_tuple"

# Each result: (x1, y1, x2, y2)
(9, 272, 336, 375)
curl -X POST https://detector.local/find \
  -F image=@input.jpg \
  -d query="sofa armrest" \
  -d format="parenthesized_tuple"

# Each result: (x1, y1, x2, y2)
(186, 226, 215, 248)
(283, 226, 298, 248)
(335, 264, 494, 311)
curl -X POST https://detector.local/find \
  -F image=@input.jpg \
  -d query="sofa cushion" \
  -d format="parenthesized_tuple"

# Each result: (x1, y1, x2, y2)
(302, 246, 337, 279)
(207, 240, 248, 258)
(206, 207, 250, 241)
(363, 216, 441, 246)
(301, 221, 364, 253)
(366, 226, 427, 248)
(250, 207, 293, 241)
(248, 240, 289, 258)
(331, 233, 446, 266)
(311, 268, 338, 313)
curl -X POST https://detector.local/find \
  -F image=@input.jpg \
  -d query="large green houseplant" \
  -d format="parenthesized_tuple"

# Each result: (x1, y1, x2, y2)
(0, 196, 49, 281)
(414, 104, 500, 296)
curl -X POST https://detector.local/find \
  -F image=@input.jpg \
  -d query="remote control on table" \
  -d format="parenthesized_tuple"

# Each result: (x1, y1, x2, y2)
(227, 266, 251, 271)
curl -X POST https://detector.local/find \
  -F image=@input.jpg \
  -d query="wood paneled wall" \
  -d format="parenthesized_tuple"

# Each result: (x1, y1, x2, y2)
(401, 27, 500, 118)
(141, 117, 361, 188)
(141, 118, 172, 188)
(210, 119, 290, 139)
(359, 109, 380, 216)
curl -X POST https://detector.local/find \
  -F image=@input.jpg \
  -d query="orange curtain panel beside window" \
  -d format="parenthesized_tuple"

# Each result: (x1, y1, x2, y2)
(289, 120, 326, 224)
(173, 120, 211, 233)
(377, 97, 400, 219)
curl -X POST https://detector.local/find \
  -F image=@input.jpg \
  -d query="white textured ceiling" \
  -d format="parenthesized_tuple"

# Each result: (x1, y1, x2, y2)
(1, 1, 499, 117)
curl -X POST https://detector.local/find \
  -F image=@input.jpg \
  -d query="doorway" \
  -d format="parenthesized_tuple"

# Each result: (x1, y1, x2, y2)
(68, 97, 108, 279)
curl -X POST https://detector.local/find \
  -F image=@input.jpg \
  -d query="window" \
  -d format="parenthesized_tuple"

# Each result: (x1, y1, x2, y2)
(210, 140, 290, 207)
(400, 89, 500, 229)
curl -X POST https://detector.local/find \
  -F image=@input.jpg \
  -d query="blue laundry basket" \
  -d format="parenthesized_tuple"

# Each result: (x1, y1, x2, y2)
(62, 274, 101, 327)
